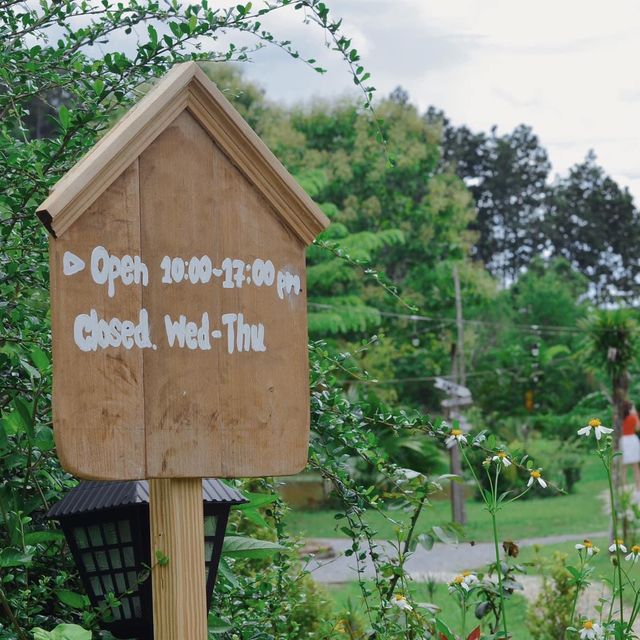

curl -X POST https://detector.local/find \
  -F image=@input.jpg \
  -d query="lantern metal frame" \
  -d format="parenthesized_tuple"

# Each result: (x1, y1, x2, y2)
(48, 479, 246, 640)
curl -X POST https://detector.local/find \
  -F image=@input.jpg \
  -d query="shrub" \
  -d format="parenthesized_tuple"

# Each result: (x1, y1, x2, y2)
(526, 551, 578, 640)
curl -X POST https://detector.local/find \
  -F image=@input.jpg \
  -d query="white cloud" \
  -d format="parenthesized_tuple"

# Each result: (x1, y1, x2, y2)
(231, 0, 640, 202)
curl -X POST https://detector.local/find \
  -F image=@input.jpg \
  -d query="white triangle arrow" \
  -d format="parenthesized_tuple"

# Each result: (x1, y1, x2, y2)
(63, 251, 85, 276)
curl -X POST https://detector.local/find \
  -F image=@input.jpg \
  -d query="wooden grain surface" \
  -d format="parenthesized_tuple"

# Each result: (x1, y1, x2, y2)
(150, 478, 207, 640)
(50, 162, 146, 479)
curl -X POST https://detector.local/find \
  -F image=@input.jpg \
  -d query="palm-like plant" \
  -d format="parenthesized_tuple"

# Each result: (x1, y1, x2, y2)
(584, 310, 639, 491)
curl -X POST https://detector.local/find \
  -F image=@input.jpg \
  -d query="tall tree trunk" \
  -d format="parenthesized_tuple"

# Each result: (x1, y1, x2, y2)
(611, 369, 628, 543)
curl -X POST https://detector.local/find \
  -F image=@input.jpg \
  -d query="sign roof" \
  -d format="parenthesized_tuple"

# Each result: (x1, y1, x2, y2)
(37, 62, 329, 245)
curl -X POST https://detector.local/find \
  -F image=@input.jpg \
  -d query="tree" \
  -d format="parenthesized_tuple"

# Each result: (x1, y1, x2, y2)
(429, 110, 551, 282)
(545, 151, 640, 303)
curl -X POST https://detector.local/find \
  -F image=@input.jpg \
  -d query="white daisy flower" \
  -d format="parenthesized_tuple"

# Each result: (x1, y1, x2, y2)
(445, 429, 467, 448)
(462, 571, 478, 588)
(577, 418, 613, 441)
(492, 451, 511, 467)
(391, 594, 412, 611)
(579, 620, 605, 639)
(609, 539, 627, 554)
(575, 539, 599, 557)
(448, 571, 477, 593)
(527, 469, 547, 488)
(625, 544, 640, 563)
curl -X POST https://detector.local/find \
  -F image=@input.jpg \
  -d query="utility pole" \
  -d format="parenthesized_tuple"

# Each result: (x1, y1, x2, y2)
(449, 265, 467, 525)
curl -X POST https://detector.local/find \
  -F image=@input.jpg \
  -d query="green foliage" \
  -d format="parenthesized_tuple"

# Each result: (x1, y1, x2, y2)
(584, 309, 639, 379)
(526, 552, 582, 640)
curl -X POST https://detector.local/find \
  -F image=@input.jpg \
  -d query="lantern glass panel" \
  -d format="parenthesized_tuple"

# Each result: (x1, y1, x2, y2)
(204, 514, 219, 573)
(81, 551, 96, 572)
(118, 520, 132, 543)
(110, 549, 122, 569)
(74, 527, 89, 549)
(71, 516, 146, 625)
(204, 515, 218, 536)
(103, 521, 118, 543)
(88, 525, 103, 546)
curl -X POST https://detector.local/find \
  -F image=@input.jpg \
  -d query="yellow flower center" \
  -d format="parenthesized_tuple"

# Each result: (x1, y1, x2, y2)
(453, 575, 464, 584)
(498, 452, 507, 458)
(589, 418, 601, 428)
(393, 594, 405, 601)
(531, 470, 541, 478)
(583, 620, 594, 630)
(583, 540, 593, 548)
(462, 571, 472, 577)
(451, 429, 462, 436)
(632, 545, 640, 554)
(616, 539, 625, 545)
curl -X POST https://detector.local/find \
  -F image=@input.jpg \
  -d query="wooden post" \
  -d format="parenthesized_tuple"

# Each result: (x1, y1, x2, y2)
(150, 478, 207, 640)
(450, 265, 467, 525)
(453, 265, 465, 387)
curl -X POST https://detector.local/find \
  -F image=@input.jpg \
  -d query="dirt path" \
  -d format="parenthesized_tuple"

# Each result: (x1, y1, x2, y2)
(306, 531, 608, 584)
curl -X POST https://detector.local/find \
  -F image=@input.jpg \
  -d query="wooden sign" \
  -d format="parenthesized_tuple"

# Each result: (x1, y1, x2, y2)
(37, 63, 329, 480)
(434, 376, 471, 398)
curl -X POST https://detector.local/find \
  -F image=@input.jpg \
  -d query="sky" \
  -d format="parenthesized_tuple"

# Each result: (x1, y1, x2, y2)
(218, 0, 640, 203)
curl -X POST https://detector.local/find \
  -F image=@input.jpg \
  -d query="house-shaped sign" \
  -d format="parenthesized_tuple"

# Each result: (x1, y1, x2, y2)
(37, 63, 329, 481)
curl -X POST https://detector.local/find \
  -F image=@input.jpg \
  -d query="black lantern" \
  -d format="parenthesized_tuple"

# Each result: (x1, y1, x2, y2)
(47, 479, 247, 640)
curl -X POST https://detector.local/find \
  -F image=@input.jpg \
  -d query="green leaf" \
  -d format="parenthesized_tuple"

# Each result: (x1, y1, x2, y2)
(48, 624, 91, 640)
(13, 397, 33, 438)
(147, 25, 158, 45)
(216, 557, 239, 587)
(30, 346, 49, 371)
(35, 426, 55, 451)
(2, 414, 20, 436)
(0, 547, 33, 568)
(24, 530, 64, 545)
(222, 535, 287, 559)
(92, 79, 104, 96)
(431, 525, 458, 545)
(20, 358, 40, 379)
(208, 612, 232, 633)
(155, 549, 169, 566)
(55, 589, 89, 609)
(235, 492, 274, 510)
(0, 420, 8, 449)
(239, 508, 268, 528)
(417, 533, 434, 551)
(435, 618, 455, 639)
(58, 105, 70, 130)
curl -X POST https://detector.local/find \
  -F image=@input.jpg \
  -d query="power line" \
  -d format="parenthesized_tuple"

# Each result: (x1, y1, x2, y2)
(345, 353, 576, 386)
(308, 302, 583, 335)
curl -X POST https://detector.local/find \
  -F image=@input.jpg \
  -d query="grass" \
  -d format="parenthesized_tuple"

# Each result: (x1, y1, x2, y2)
(327, 580, 533, 640)
(286, 455, 610, 542)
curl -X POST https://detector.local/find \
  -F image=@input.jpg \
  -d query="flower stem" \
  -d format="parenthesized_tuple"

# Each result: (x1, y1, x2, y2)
(491, 507, 508, 639)
(604, 449, 624, 626)
(461, 594, 466, 639)
(568, 554, 585, 628)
